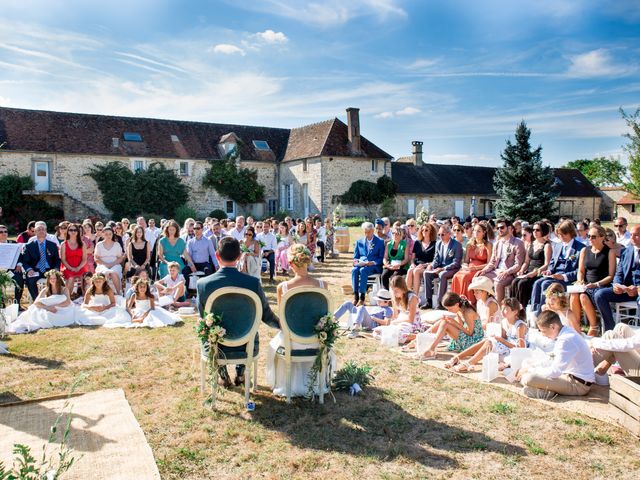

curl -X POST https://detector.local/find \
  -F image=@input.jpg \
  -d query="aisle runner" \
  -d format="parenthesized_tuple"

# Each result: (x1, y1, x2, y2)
(0, 389, 160, 480)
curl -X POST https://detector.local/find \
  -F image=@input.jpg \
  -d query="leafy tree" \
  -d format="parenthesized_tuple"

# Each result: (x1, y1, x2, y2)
(86, 162, 189, 219)
(340, 175, 397, 218)
(202, 146, 265, 209)
(564, 156, 628, 187)
(621, 107, 640, 197)
(493, 121, 558, 221)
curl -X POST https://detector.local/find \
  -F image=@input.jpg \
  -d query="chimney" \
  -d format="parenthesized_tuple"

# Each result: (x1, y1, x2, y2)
(346, 107, 361, 153)
(412, 140, 423, 167)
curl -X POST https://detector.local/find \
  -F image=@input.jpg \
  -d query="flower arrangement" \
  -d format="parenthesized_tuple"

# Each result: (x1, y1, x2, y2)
(288, 244, 312, 268)
(306, 313, 340, 399)
(332, 204, 344, 227)
(416, 206, 430, 226)
(332, 361, 374, 395)
(195, 312, 226, 407)
(240, 244, 251, 254)
(257, 240, 265, 249)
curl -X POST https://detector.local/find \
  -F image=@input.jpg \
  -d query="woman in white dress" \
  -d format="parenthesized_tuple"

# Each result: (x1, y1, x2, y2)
(8, 270, 76, 334)
(266, 243, 335, 397)
(76, 273, 131, 326)
(94, 227, 126, 295)
(105, 279, 180, 328)
(239, 226, 262, 281)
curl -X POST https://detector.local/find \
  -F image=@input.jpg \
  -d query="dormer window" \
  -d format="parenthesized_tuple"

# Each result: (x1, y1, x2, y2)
(221, 142, 236, 156)
(218, 132, 240, 159)
(253, 140, 270, 151)
(123, 132, 142, 142)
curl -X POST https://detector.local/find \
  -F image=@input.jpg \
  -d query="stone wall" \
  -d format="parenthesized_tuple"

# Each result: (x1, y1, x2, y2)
(555, 196, 602, 220)
(279, 157, 323, 217)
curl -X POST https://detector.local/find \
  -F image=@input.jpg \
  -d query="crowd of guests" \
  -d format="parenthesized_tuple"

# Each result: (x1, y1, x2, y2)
(347, 214, 640, 400)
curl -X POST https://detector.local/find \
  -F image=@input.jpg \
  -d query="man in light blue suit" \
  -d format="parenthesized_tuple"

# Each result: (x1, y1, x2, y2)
(421, 225, 463, 309)
(351, 222, 385, 306)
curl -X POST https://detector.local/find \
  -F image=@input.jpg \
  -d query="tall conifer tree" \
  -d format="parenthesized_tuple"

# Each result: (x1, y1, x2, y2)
(493, 121, 558, 220)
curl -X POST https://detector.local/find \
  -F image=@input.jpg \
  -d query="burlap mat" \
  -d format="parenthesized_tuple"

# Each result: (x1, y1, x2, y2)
(0, 389, 160, 479)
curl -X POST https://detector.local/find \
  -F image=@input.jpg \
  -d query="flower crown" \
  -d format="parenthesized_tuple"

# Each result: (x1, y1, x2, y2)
(545, 287, 566, 298)
(288, 243, 312, 267)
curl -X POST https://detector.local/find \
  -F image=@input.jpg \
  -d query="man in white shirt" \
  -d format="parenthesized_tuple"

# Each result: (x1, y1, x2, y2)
(144, 218, 160, 244)
(614, 216, 631, 247)
(591, 323, 640, 377)
(575, 221, 590, 246)
(255, 221, 277, 282)
(229, 216, 246, 242)
(517, 310, 595, 399)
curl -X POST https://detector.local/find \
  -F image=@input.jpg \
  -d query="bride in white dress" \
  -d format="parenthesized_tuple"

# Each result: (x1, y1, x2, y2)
(105, 279, 180, 328)
(75, 273, 131, 326)
(8, 270, 76, 334)
(266, 243, 336, 397)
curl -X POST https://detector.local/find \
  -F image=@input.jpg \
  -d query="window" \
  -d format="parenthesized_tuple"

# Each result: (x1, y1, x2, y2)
(123, 132, 142, 142)
(407, 199, 415, 215)
(171, 134, 179, 142)
(178, 161, 189, 176)
(133, 160, 145, 172)
(282, 183, 293, 210)
(225, 200, 235, 215)
(253, 140, 270, 150)
(554, 177, 564, 186)
(371, 159, 378, 173)
(221, 142, 237, 156)
(268, 199, 278, 216)
(421, 199, 429, 213)
(112, 138, 119, 148)
(302, 159, 308, 172)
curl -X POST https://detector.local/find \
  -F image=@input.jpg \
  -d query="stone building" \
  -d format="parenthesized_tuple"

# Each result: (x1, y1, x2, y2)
(392, 141, 603, 220)
(0, 106, 391, 220)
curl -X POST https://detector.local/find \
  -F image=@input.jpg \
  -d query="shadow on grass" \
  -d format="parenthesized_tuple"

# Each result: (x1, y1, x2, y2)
(225, 387, 526, 469)
(4, 352, 65, 369)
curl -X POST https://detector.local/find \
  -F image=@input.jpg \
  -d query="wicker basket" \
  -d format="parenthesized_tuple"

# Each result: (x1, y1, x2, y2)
(341, 284, 353, 295)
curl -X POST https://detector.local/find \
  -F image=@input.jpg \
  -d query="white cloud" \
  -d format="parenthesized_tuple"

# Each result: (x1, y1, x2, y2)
(567, 49, 629, 78)
(396, 106, 420, 116)
(254, 29, 288, 44)
(406, 58, 439, 70)
(374, 111, 394, 119)
(210, 43, 245, 56)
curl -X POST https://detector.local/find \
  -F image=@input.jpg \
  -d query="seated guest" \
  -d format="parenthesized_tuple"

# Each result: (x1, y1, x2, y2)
(373, 276, 422, 346)
(511, 221, 552, 308)
(82, 221, 96, 273)
(239, 226, 262, 280)
(256, 221, 277, 282)
(60, 223, 88, 296)
(374, 219, 386, 241)
(323, 218, 335, 256)
(451, 223, 492, 305)
(16, 221, 35, 243)
(334, 288, 393, 332)
(77, 273, 130, 326)
(55, 222, 69, 245)
(157, 220, 196, 279)
(569, 225, 615, 336)
(517, 310, 594, 399)
(591, 323, 640, 377)
(452, 224, 467, 249)
(381, 227, 410, 289)
(126, 225, 151, 278)
(22, 221, 61, 301)
(420, 292, 484, 360)
(8, 270, 74, 334)
(594, 225, 640, 332)
(477, 218, 525, 302)
(521, 225, 533, 250)
(542, 283, 581, 333)
(530, 220, 584, 314)
(420, 225, 463, 309)
(155, 261, 190, 308)
(406, 218, 418, 241)
(406, 223, 436, 296)
(575, 221, 589, 246)
(94, 227, 126, 295)
(351, 222, 385, 306)
(106, 279, 180, 328)
(604, 227, 624, 258)
(187, 221, 217, 278)
(275, 222, 292, 275)
(613, 216, 631, 246)
(469, 276, 501, 327)
(0, 224, 25, 308)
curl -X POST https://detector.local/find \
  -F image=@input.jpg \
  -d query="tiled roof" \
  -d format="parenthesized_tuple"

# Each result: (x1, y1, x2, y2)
(616, 193, 640, 205)
(0, 106, 391, 162)
(391, 163, 601, 198)
(283, 118, 392, 161)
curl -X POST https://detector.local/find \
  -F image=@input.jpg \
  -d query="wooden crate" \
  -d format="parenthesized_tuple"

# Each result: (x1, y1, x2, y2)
(609, 375, 640, 437)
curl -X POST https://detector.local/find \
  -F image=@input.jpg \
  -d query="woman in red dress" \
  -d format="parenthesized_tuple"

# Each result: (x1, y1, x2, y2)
(451, 223, 492, 305)
(60, 223, 88, 296)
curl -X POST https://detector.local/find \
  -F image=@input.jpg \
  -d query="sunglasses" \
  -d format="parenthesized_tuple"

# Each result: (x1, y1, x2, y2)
(393, 231, 401, 235)
(497, 225, 507, 230)
(245, 233, 253, 237)
(587, 234, 600, 239)
(194, 226, 202, 230)
(532, 228, 541, 232)
(68, 229, 78, 232)
(407, 224, 416, 228)
(0, 230, 7, 234)
(614, 224, 626, 228)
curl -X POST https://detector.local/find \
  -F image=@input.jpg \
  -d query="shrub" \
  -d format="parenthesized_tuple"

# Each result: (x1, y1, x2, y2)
(208, 209, 227, 220)
(342, 216, 369, 227)
(174, 205, 198, 226)
(202, 148, 265, 207)
(273, 209, 290, 221)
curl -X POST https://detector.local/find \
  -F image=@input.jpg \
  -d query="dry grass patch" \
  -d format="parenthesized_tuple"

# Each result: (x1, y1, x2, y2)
(2, 248, 640, 479)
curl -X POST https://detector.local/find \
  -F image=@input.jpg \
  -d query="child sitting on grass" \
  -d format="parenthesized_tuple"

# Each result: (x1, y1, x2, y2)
(446, 298, 528, 372)
(155, 261, 190, 309)
(372, 276, 422, 345)
(334, 288, 393, 333)
(542, 283, 581, 333)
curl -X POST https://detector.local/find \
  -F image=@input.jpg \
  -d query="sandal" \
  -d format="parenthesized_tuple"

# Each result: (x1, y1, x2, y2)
(444, 356, 460, 369)
(453, 361, 473, 373)
(587, 326, 600, 337)
(401, 341, 416, 352)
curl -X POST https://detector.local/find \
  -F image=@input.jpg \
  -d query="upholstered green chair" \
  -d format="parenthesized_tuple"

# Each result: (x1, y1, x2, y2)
(277, 287, 333, 404)
(200, 287, 262, 407)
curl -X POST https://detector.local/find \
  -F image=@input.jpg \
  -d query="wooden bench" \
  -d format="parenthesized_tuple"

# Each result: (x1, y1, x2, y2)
(609, 375, 640, 437)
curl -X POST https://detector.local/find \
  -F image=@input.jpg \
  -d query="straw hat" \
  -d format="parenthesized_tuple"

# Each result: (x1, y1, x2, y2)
(468, 276, 495, 297)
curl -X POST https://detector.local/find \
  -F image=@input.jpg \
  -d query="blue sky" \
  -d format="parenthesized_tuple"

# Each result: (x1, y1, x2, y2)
(1, 0, 639, 167)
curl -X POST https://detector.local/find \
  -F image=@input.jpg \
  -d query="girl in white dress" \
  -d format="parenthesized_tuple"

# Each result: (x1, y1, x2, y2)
(266, 243, 335, 397)
(94, 227, 126, 295)
(8, 270, 76, 334)
(76, 273, 131, 326)
(373, 275, 422, 345)
(106, 279, 180, 328)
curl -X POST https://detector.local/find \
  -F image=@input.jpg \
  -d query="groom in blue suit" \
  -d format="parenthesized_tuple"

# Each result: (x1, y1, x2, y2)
(594, 225, 640, 332)
(351, 221, 385, 305)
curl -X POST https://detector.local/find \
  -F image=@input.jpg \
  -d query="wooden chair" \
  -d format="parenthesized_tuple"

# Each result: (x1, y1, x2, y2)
(200, 287, 261, 408)
(277, 287, 333, 404)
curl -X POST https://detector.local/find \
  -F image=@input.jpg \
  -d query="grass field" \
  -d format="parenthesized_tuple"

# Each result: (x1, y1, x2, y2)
(2, 228, 640, 479)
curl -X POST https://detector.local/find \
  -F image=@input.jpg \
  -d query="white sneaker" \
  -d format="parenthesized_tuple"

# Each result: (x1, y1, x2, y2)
(522, 386, 556, 400)
(348, 326, 360, 339)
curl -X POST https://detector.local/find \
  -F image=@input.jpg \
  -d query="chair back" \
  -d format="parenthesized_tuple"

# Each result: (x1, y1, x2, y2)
(279, 287, 333, 346)
(203, 287, 262, 348)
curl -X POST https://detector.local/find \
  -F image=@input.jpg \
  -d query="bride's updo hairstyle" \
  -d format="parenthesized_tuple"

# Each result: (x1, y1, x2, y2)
(287, 243, 312, 268)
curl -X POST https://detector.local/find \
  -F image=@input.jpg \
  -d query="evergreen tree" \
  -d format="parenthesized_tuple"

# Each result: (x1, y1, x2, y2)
(493, 121, 558, 221)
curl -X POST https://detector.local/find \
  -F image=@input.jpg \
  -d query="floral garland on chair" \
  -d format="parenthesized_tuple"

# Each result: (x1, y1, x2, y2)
(195, 312, 226, 407)
(306, 313, 340, 400)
